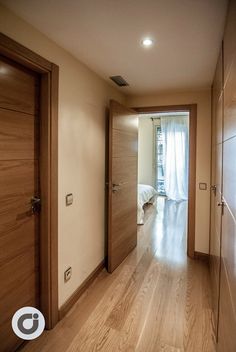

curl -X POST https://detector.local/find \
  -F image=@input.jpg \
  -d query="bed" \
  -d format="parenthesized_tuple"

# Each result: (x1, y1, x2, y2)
(138, 184, 158, 225)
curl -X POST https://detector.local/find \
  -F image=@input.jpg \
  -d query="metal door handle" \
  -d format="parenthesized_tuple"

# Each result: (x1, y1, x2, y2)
(112, 184, 120, 193)
(112, 182, 128, 187)
(211, 185, 217, 195)
(112, 183, 121, 187)
(217, 201, 225, 215)
(31, 196, 41, 214)
(112, 182, 128, 193)
(217, 202, 225, 207)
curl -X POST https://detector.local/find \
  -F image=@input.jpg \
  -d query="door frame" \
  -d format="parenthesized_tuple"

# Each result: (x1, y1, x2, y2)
(0, 33, 59, 328)
(134, 104, 197, 259)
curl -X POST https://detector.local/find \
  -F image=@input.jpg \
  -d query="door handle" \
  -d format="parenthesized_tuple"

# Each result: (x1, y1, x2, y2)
(31, 196, 41, 214)
(217, 201, 225, 215)
(112, 182, 128, 193)
(112, 183, 121, 188)
(112, 183, 120, 193)
(211, 185, 217, 195)
(112, 182, 128, 187)
(217, 201, 225, 207)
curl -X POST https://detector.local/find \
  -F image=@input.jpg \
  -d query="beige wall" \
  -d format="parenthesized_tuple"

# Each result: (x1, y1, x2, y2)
(127, 90, 212, 254)
(0, 5, 125, 307)
(138, 118, 154, 186)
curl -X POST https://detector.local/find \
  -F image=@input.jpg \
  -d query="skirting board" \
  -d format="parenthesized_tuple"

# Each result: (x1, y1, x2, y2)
(194, 251, 209, 262)
(59, 259, 105, 320)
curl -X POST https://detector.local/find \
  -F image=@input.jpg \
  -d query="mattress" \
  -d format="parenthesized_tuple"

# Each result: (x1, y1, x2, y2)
(137, 184, 158, 225)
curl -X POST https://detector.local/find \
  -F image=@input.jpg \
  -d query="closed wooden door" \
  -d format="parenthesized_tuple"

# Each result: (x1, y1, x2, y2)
(209, 46, 223, 339)
(217, 1, 236, 350)
(0, 55, 40, 352)
(107, 100, 138, 273)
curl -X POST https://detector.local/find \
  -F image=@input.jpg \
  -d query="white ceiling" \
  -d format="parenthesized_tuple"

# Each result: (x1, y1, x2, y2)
(1, 0, 228, 95)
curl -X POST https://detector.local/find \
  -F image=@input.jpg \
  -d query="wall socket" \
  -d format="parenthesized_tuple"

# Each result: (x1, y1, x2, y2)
(64, 267, 72, 282)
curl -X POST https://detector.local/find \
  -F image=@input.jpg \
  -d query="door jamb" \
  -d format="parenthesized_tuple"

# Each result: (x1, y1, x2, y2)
(133, 104, 197, 259)
(0, 33, 59, 328)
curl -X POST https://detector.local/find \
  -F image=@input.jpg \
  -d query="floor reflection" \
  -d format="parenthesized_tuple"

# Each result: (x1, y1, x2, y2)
(151, 197, 188, 266)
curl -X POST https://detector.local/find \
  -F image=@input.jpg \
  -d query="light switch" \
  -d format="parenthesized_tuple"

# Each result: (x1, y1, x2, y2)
(64, 267, 72, 282)
(66, 193, 73, 206)
(199, 183, 207, 190)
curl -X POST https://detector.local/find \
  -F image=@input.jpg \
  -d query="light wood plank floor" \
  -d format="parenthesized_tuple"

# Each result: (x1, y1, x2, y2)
(20, 198, 215, 352)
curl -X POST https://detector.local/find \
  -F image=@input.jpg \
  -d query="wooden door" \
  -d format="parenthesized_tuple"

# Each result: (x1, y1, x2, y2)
(0, 55, 40, 352)
(209, 47, 223, 338)
(217, 2, 236, 350)
(107, 100, 138, 273)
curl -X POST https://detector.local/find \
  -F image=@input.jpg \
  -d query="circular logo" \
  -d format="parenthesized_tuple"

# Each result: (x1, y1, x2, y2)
(12, 307, 45, 340)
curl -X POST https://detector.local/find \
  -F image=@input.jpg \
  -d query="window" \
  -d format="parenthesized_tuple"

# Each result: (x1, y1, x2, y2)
(155, 125, 166, 195)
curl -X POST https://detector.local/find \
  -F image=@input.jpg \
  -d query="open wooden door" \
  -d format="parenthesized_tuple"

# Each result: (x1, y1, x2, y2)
(107, 100, 138, 273)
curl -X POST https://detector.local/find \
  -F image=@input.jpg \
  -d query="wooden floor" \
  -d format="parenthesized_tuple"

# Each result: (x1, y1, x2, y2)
(20, 198, 215, 352)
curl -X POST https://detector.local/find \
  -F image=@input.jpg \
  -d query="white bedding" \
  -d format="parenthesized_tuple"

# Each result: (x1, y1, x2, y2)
(138, 184, 158, 225)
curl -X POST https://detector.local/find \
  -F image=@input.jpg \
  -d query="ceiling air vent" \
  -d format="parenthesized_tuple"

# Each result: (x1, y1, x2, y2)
(110, 75, 129, 87)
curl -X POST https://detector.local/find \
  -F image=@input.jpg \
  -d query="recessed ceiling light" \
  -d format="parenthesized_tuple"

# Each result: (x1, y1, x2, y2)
(141, 38, 154, 47)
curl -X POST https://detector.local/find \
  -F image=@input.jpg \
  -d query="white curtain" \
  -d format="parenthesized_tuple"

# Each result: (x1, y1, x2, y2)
(160, 115, 189, 201)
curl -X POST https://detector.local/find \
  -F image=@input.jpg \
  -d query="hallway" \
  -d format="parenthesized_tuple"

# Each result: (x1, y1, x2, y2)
(21, 198, 215, 352)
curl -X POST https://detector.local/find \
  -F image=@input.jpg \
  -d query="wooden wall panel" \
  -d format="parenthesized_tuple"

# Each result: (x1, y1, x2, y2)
(213, 52, 223, 102)
(213, 1, 236, 349)
(223, 0, 236, 84)
(217, 262, 236, 352)
(224, 55, 236, 140)
(223, 138, 236, 215)
(209, 46, 223, 339)
(216, 96, 223, 145)
(221, 205, 236, 306)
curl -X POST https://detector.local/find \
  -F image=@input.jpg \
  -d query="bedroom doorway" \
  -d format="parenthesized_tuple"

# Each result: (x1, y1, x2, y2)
(135, 105, 196, 258)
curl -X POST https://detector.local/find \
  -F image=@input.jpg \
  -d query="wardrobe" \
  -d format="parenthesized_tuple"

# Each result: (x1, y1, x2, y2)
(210, 1, 236, 351)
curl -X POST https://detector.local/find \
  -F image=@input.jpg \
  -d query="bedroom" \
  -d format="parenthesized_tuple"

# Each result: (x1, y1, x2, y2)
(137, 110, 190, 252)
